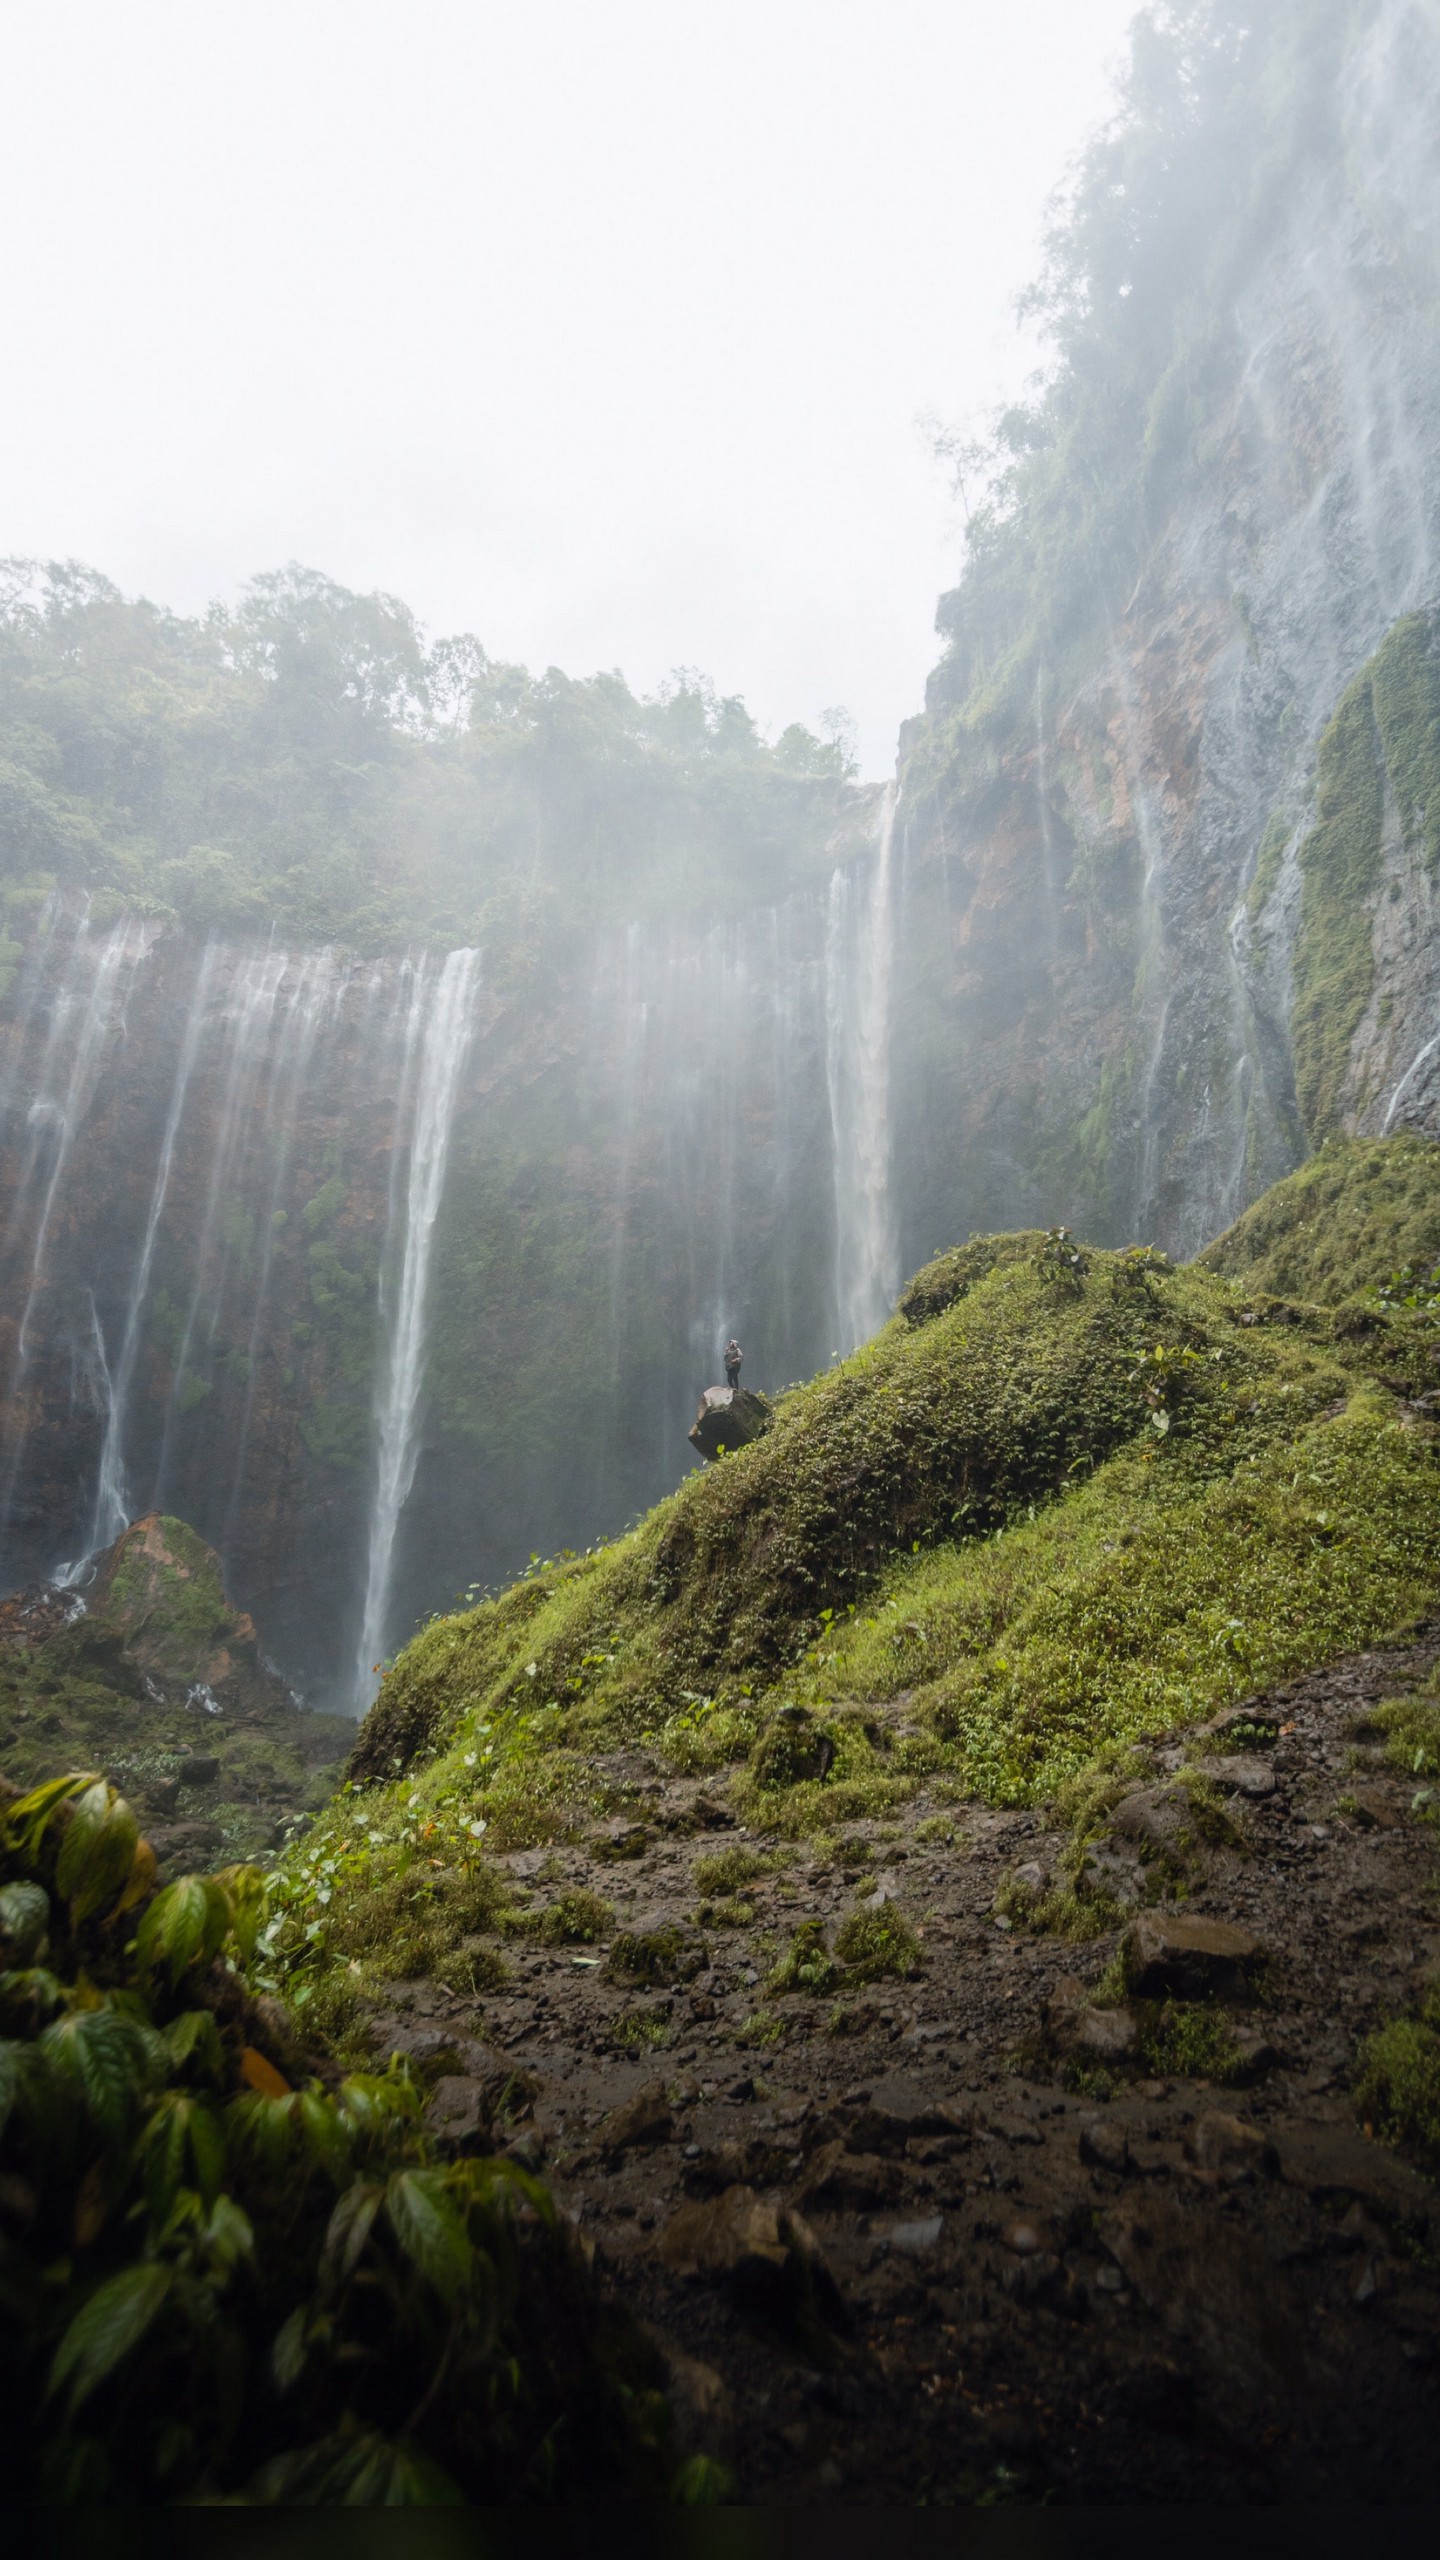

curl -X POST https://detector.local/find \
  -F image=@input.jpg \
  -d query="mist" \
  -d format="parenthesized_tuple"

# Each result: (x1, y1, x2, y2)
(1, 0, 1136, 772)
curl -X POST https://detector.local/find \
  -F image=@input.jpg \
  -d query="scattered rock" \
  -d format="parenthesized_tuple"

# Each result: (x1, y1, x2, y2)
(1079, 2119, 1131, 2176)
(882, 2215, 944, 2254)
(1123, 1912, 1262, 2001)
(1274, 2126, 1438, 2235)
(1186, 2111, 1277, 2180)
(1340, 1788, 1402, 1830)
(659, 2184, 844, 2328)
(425, 2075, 492, 2157)
(1205, 1756, 1277, 1799)
(1046, 1985, 1139, 2061)
(799, 2142, 903, 2211)
(598, 2078, 673, 2154)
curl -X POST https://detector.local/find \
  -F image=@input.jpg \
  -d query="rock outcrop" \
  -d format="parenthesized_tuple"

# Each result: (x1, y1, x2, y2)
(688, 1387, 772, 1463)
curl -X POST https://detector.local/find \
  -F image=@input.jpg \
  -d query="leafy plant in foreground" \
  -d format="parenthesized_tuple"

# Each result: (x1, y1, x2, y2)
(0, 1770, 687, 2505)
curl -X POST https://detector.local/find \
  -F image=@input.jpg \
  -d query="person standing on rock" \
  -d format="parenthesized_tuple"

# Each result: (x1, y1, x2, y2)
(724, 1338, 743, 1392)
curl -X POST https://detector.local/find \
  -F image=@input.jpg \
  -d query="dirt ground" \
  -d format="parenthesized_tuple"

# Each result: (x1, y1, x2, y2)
(365, 1626, 1440, 2505)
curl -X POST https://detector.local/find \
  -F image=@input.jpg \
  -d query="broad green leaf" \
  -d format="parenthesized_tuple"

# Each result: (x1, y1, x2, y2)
(298, 2087, 351, 2184)
(8, 1770, 99, 1857)
(162, 2006, 224, 2085)
(55, 1780, 140, 1924)
(41, 2003, 165, 2140)
(213, 1863, 267, 1958)
(0, 1880, 51, 1963)
(246, 2429, 465, 2507)
(384, 2168, 474, 2305)
(49, 2262, 173, 2414)
(140, 2094, 191, 2226)
(271, 2303, 332, 2392)
(135, 1874, 229, 1986)
(227, 2087, 298, 2177)
(321, 2178, 383, 2282)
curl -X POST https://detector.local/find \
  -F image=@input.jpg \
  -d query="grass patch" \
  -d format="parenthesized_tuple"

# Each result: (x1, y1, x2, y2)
(692, 1845, 772, 1896)
(605, 1925, 708, 1987)
(1138, 2002, 1246, 2084)
(1355, 2014, 1440, 2172)
(521, 1887, 613, 1946)
(767, 1920, 843, 1997)
(833, 1905, 921, 1982)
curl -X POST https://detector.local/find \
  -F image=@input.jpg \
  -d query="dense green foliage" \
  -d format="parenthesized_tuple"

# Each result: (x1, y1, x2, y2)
(0, 561, 864, 953)
(0, 1772, 689, 2505)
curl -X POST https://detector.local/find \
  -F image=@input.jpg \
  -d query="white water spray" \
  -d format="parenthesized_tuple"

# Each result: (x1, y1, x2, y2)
(824, 782, 900, 1352)
(355, 947, 480, 1707)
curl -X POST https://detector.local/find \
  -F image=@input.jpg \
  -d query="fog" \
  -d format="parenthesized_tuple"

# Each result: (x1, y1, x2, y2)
(1, 0, 1137, 773)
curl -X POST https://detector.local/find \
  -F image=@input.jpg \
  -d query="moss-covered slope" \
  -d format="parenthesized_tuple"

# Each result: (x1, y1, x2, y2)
(1200, 1131, 1440, 1303)
(273, 1139, 1440, 2020)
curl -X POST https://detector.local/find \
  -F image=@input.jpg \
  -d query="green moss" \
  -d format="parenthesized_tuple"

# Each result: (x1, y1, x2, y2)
(1370, 1685, 1440, 1781)
(1354, 2018, 1440, 2172)
(523, 1887, 613, 1946)
(1138, 2002, 1246, 2083)
(766, 1919, 842, 1996)
(1289, 615, 1440, 1141)
(833, 1905, 921, 1981)
(1201, 1132, 1440, 1302)
(605, 1925, 707, 1988)
(1246, 809, 1292, 924)
(692, 1845, 770, 1896)
(1291, 666, 1386, 1139)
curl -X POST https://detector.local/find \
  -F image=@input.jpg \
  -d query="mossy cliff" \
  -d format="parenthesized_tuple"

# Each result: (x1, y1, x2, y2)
(268, 1138, 1440, 2022)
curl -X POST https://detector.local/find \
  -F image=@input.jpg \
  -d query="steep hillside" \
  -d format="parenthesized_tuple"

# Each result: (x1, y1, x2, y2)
(224, 1132, 1440, 2503)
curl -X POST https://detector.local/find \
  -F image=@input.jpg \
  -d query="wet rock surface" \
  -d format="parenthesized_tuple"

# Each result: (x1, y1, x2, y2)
(352, 1624, 1440, 2502)
(688, 1386, 773, 1463)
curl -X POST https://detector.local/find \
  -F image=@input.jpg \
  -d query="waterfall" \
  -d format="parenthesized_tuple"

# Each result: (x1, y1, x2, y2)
(825, 782, 900, 1352)
(0, 916, 152, 1537)
(355, 947, 480, 1706)
(82, 945, 219, 1559)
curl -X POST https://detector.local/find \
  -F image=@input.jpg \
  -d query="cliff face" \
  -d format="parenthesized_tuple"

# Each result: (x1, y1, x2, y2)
(890, 0, 1440, 1265)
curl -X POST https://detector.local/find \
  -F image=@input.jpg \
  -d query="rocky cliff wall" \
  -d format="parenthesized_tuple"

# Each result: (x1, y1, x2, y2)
(891, 0, 1440, 1266)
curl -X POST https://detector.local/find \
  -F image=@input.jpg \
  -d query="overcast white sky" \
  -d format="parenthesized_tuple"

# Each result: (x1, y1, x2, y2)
(0, 1, 1139, 774)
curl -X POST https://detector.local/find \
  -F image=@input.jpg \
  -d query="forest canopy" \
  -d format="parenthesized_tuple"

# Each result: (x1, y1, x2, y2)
(0, 560, 864, 953)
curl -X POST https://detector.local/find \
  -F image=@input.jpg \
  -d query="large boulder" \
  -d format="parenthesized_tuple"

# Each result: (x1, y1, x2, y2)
(84, 1514, 294, 1718)
(688, 1386, 772, 1463)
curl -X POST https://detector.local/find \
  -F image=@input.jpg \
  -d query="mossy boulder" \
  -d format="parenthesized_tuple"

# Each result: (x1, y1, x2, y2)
(87, 1514, 291, 1715)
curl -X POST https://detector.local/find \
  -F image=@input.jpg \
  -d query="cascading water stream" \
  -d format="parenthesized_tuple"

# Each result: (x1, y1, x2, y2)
(355, 947, 480, 1707)
(825, 781, 900, 1353)
(81, 944, 219, 1561)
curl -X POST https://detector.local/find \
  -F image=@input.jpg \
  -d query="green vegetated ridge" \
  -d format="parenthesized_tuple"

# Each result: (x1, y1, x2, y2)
(0, 562, 866, 958)
(268, 1138, 1440, 2041)
(1287, 613, 1440, 1140)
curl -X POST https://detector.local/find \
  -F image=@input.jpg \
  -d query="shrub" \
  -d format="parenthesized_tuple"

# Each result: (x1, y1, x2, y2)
(0, 1772, 685, 2505)
(766, 1920, 842, 1996)
(605, 1926, 708, 1988)
(1354, 2018, 1440, 2171)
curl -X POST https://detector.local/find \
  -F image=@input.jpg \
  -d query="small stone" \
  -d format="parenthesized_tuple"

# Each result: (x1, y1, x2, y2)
(1013, 1861, 1047, 1892)
(1206, 1756, 1277, 1799)
(599, 2078, 673, 2154)
(504, 2127, 547, 2173)
(659, 2184, 842, 2325)
(424, 2074, 491, 2157)
(1079, 2119, 1130, 2175)
(1123, 1912, 1262, 2001)
(1186, 2110, 1276, 2179)
(1003, 2217, 1048, 2256)
(884, 2214, 945, 2254)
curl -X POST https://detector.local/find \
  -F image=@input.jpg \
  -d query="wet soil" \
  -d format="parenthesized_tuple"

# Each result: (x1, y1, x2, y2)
(369, 1626, 1440, 2504)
